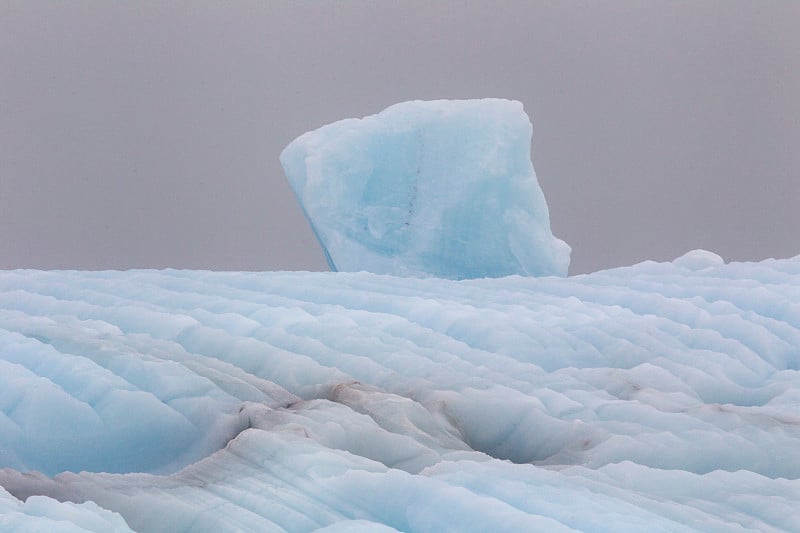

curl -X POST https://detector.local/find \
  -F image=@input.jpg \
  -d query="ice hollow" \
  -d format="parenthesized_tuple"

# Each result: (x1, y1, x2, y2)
(280, 99, 571, 279)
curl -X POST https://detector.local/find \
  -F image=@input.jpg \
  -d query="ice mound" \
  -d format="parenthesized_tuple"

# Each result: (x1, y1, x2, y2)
(1, 256, 799, 531)
(0, 486, 133, 532)
(280, 99, 571, 279)
(672, 249, 725, 270)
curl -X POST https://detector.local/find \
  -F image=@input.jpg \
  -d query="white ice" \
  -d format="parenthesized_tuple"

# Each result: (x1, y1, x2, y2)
(1, 255, 799, 531)
(280, 99, 571, 279)
(0, 485, 132, 532)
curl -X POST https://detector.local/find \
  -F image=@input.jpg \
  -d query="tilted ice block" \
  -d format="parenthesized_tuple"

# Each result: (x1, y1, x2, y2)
(280, 99, 571, 279)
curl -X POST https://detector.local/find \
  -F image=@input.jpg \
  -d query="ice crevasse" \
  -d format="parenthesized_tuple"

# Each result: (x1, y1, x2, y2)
(0, 100, 799, 532)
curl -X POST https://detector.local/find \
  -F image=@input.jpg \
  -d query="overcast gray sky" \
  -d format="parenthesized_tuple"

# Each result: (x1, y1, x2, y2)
(1, 1, 798, 274)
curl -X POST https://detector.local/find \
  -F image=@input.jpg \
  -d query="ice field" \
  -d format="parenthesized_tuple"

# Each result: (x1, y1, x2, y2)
(1, 258, 799, 532)
(1, 100, 799, 531)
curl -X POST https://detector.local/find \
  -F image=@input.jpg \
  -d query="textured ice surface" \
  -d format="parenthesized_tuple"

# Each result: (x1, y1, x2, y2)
(280, 99, 571, 279)
(1, 253, 800, 531)
(0, 485, 132, 532)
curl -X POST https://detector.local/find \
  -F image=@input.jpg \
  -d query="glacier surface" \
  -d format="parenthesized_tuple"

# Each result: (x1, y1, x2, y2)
(1, 255, 800, 531)
(280, 99, 571, 279)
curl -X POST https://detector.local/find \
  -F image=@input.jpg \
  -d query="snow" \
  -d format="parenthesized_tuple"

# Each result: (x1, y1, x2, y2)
(1, 255, 799, 531)
(280, 99, 571, 279)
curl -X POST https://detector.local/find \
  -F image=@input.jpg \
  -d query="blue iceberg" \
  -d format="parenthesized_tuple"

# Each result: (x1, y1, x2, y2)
(280, 99, 571, 279)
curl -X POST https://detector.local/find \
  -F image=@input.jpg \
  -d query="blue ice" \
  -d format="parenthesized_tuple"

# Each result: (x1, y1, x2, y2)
(1, 256, 799, 531)
(281, 99, 571, 279)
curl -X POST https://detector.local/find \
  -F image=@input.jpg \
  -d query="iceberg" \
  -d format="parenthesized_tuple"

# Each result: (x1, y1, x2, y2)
(1, 254, 799, 531)
(280, 99, 571, 279)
